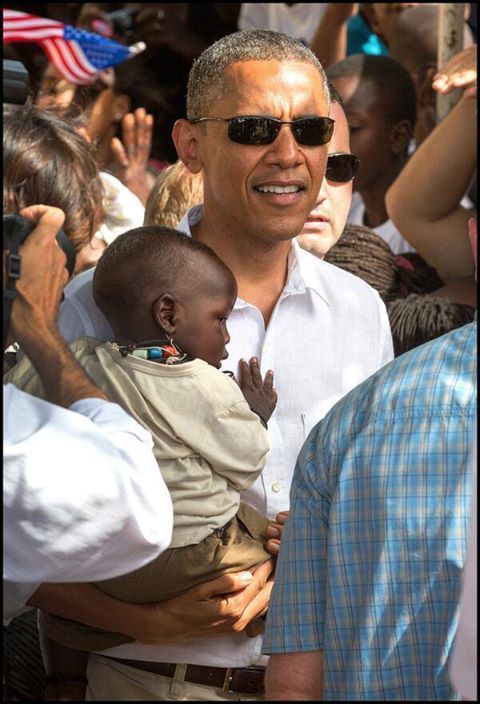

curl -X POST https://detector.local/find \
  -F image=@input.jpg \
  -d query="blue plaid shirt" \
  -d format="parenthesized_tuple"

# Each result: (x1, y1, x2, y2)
(263, 322, 477, 701)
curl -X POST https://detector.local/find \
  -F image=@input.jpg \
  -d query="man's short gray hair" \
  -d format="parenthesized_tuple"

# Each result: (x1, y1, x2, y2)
(187, 30, 329, 120)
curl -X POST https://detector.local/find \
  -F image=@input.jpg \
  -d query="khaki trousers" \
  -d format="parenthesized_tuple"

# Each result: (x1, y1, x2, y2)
(86, 655, 265, 701)
(41, 502, 271, 651)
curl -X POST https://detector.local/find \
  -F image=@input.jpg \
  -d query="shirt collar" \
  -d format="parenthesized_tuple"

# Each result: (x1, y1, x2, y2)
(178, 205, 330, 307)
(288, 239, 330, 306)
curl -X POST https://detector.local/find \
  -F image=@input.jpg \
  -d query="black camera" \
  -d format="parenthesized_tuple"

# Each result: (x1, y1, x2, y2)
(3, 59, 30, 105)
(3, 214, 76, 276)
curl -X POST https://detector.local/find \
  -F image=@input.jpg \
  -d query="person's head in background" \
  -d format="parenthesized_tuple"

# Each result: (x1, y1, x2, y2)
(144, 161, 204, 230)
(36, 54, 176, 168)
(3, 103, 104, 276)
(92, 226, 237, 369)
(367, 3, 440, 48)
(297, 84, 359, 259)
(389, 4, 474, 147)
(327, 54, 416, 228)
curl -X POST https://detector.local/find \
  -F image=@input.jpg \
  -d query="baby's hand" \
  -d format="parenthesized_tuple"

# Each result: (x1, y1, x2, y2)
(239, 358, 277, 425)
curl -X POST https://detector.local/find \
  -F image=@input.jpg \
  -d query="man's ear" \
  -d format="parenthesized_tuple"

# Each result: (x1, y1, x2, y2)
(152, 293, 177, 335)
(389, 119, 412, 155)
(172, 119, 203, 174)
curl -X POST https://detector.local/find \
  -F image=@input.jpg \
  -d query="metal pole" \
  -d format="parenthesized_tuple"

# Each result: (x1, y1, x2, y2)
(437, 3, 465, 123)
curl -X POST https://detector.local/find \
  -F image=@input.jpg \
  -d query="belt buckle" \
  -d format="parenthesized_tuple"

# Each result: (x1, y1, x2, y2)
(221, 667, 234, 693)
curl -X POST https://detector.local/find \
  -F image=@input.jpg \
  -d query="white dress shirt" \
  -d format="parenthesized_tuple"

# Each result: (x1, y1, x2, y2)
(348, 191, 416, 255)
(57, 205, 394, 667)
(4, 384, 173, 623)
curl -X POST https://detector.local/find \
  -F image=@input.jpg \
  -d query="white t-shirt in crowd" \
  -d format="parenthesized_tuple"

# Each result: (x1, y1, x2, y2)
(348, 191, 416, 255)
(95, 172, 145, 246)
(3, 385, 173, 623)
(57, 204, 394, 669)
(238, 3, 327, 45)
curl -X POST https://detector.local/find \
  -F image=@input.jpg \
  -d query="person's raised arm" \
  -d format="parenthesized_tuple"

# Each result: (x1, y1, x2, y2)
(310, 4, 358, 69)
(385, 46, 477, 281)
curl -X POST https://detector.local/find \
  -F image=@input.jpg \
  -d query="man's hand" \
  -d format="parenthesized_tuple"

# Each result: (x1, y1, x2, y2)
(239, 358, 277, 425)
(264, 511, 289, 556)
(110, 108, 156, 205)
(432, 45, 477, 99)
(7, 205, 68, 350)
(132, 560, 275, 644)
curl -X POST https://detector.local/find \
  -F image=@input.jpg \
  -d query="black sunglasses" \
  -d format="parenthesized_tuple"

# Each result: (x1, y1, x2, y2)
(191, 115, 335, 146)
(325, 152, 360, 183)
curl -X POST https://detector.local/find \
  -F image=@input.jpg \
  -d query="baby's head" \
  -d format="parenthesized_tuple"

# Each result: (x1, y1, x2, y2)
(93, 226, 237, 368)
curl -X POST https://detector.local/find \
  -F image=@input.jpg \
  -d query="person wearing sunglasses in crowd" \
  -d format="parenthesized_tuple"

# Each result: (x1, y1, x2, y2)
(297, 84, 359, 258)
(30, 30, 393, 701)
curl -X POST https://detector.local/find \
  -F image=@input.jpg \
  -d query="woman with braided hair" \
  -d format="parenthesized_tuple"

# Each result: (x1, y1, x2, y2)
(324, 223, 475, 356)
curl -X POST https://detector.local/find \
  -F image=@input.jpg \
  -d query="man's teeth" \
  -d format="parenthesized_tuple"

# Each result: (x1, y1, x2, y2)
(256, 185, 300, 194)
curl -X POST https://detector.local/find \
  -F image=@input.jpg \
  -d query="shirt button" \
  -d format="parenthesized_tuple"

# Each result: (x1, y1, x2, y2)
(271, 481, 284, 493)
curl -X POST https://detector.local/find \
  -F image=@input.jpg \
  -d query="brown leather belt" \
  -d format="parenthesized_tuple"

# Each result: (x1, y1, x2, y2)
(106, 657, 265, 695)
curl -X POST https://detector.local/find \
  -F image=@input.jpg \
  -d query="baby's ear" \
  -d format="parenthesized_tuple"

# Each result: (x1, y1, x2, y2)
(153, 294, 176, 334)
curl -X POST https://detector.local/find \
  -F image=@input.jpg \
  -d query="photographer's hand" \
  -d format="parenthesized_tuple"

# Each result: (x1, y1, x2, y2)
(7, 205, 68, 344)
(6, 204, 109, 406)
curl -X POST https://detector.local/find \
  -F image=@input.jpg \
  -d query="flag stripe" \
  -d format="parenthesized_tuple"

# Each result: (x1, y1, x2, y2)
(52, 38, 96, 81)
(68, 39, 98, 75)
(4, 28, 64, 42)
(43, 39, 95, 84)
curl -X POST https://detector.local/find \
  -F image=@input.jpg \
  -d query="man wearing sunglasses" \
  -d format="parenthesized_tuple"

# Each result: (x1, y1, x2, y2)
(297, 85, 360, 259)
(40, 30, 393, 700)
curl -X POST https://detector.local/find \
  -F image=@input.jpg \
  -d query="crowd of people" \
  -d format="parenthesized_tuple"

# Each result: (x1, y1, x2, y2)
(3, 3, 477, 702)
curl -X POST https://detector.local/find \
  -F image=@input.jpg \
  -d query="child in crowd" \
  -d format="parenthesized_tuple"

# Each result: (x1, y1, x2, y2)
(144, 159, 204, 230)
(6, 226, 277, 665)
(327, 54, 417, 255)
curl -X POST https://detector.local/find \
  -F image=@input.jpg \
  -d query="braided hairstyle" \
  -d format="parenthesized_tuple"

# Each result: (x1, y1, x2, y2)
(387, 294, 475, 357)
(324, 223, 399, 301)
(323, 223, 475, 356)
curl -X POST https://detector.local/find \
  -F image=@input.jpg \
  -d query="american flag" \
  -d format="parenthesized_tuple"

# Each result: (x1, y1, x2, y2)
(3, 9, 144, 85)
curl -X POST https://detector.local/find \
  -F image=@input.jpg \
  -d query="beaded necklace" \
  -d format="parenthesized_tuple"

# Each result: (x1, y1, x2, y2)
(117, 339, 188, 364)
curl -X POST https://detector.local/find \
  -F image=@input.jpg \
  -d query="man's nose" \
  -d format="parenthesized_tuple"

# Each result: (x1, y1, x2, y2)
(264, 124, 304, 168)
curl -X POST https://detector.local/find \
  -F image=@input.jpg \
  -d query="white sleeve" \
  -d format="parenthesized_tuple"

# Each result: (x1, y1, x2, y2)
(56, 267, 113, 344)
(3, 384, 173, 586)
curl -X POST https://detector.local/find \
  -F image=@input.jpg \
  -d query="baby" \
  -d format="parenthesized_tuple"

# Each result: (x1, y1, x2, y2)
(6, 226, 277, 661)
